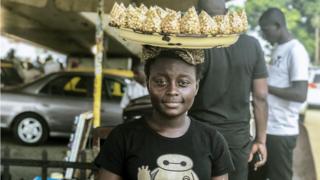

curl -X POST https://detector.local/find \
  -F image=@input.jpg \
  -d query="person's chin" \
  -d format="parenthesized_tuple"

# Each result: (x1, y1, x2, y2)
(161, 106, 183, 117)
(162, 111, 182, 118)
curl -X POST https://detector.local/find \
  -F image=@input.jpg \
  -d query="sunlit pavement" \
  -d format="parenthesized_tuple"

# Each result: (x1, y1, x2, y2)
(304, 109, 320, 179)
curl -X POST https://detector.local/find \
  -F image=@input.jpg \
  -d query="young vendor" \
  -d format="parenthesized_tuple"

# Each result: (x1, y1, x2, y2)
(95, 46, 234, 180)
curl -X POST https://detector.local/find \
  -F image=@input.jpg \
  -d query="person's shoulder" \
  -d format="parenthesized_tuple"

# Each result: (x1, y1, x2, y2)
(290, 39, 307, 51)
(127, 80, 136, 86)
(190, 119, 227, 145)
(289, 40, 309, 61)
(125, 80, 139, 90)
(130, 80, 144, 88)
(237, 34, 260, 46)
(191, 119, 219, 136)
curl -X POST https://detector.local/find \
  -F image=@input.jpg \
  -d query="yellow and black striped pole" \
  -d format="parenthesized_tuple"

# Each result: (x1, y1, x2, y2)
(93, 0, 104, 128)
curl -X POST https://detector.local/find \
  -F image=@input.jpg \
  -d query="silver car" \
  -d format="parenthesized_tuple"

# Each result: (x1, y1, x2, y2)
(1, 70, 131, 145)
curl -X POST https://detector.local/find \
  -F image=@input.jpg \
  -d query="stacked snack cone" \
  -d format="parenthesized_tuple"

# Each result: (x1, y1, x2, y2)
(109, 2, 248, 36)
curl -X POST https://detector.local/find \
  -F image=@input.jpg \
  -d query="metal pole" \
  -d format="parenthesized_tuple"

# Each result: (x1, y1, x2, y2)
(93, 0, 104, 128)
(42, 150, 48, 180)
(316, 27, 319, 65)
(3, 146, 11, 180)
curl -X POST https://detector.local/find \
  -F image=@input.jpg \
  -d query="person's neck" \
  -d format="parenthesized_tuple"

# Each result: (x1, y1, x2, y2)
(278, 30, 293, 44)
(147, 112, 190, 138)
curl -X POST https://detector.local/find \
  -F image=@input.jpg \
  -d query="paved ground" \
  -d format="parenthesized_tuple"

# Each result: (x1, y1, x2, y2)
(292, 124, 317, 180)
(302, 109, 320, 180)
(1, 132, 70, 180)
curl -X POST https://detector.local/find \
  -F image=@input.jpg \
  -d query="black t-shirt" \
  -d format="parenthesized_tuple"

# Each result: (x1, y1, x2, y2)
(95, 118, 234, 180)
(189, 34, 268, 149)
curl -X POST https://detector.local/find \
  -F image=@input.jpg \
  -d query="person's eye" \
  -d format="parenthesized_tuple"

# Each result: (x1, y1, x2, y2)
(178, 80, 191, 87)
(154, 79, 167, 87)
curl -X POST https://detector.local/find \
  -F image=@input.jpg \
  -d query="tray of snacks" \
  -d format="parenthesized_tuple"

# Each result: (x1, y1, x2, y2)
(108, 3, 248, 49)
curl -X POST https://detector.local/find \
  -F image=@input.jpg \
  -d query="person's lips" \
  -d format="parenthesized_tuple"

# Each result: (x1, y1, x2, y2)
(162, 99, 182, 108)
(162, 102, 180, 108)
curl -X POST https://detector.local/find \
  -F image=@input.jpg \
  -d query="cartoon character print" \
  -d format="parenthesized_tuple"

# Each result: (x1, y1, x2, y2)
(137, 154, 199, 180)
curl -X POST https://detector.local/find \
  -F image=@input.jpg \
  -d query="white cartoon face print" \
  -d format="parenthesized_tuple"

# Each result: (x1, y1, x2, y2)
(157, 154, 193, 171)
(137, 154, 199, 180)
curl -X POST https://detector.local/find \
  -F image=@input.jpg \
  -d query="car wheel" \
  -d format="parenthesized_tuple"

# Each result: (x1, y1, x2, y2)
(13, 114, 48, 145)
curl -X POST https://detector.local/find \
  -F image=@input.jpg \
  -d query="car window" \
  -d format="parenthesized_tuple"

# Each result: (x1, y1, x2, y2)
(103, 77, 126, 100)
(40, 75, 93, 97)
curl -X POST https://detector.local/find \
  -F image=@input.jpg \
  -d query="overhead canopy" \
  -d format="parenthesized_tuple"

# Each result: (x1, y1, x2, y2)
(3, 0, 199, 12)
(1, 0, 200, 57)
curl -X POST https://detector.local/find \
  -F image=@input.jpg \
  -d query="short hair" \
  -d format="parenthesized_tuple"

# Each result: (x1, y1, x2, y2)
(144, 51, 203, 81)
(259, 8, 287, 27)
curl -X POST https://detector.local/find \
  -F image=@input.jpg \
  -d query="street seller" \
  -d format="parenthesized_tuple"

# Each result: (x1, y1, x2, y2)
(95, 46, 234, 180)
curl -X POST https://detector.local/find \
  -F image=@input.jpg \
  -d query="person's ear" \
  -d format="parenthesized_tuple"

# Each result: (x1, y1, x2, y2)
(195, 80, 200, 95)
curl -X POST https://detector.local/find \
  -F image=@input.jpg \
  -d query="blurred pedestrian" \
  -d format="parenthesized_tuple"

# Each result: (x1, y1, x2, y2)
(58, 59, 64, 70)
(6, 49, 15, 61)
(22, 62, 41, 82)
(43, 55, 60, 74)
(34, 56, 44, 73)
(189, 0, 269, 179)
(120, 62, 148, 108)
(250, 7, 310, 180)
(70, 58, 80, 69)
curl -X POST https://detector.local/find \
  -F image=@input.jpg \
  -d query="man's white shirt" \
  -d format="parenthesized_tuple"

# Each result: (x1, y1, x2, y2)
(267, 39, 309, 136)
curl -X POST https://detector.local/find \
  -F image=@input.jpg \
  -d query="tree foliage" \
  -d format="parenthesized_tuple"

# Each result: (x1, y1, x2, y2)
(245, 0, 320, 62)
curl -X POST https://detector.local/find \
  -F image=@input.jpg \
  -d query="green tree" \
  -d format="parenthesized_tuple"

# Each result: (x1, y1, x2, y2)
(246, 0, 319, 63)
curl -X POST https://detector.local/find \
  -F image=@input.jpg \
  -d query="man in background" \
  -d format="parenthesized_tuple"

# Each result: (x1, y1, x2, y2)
(189, 0, 269, 179)
(252, 8, 309, 180)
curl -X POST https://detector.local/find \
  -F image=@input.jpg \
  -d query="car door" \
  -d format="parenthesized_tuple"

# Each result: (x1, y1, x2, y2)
(307, 72, 320, 107)
(38, 74, 93, 133)
(100, 76, 126, 127)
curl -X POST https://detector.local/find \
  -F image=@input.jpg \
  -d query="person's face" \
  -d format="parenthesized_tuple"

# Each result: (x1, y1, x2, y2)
(147, 58, 199, 118)
(259, 21, 280, 45)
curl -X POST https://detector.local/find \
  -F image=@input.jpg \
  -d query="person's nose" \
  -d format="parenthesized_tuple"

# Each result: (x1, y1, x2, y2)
(166, 82, 179, 96)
